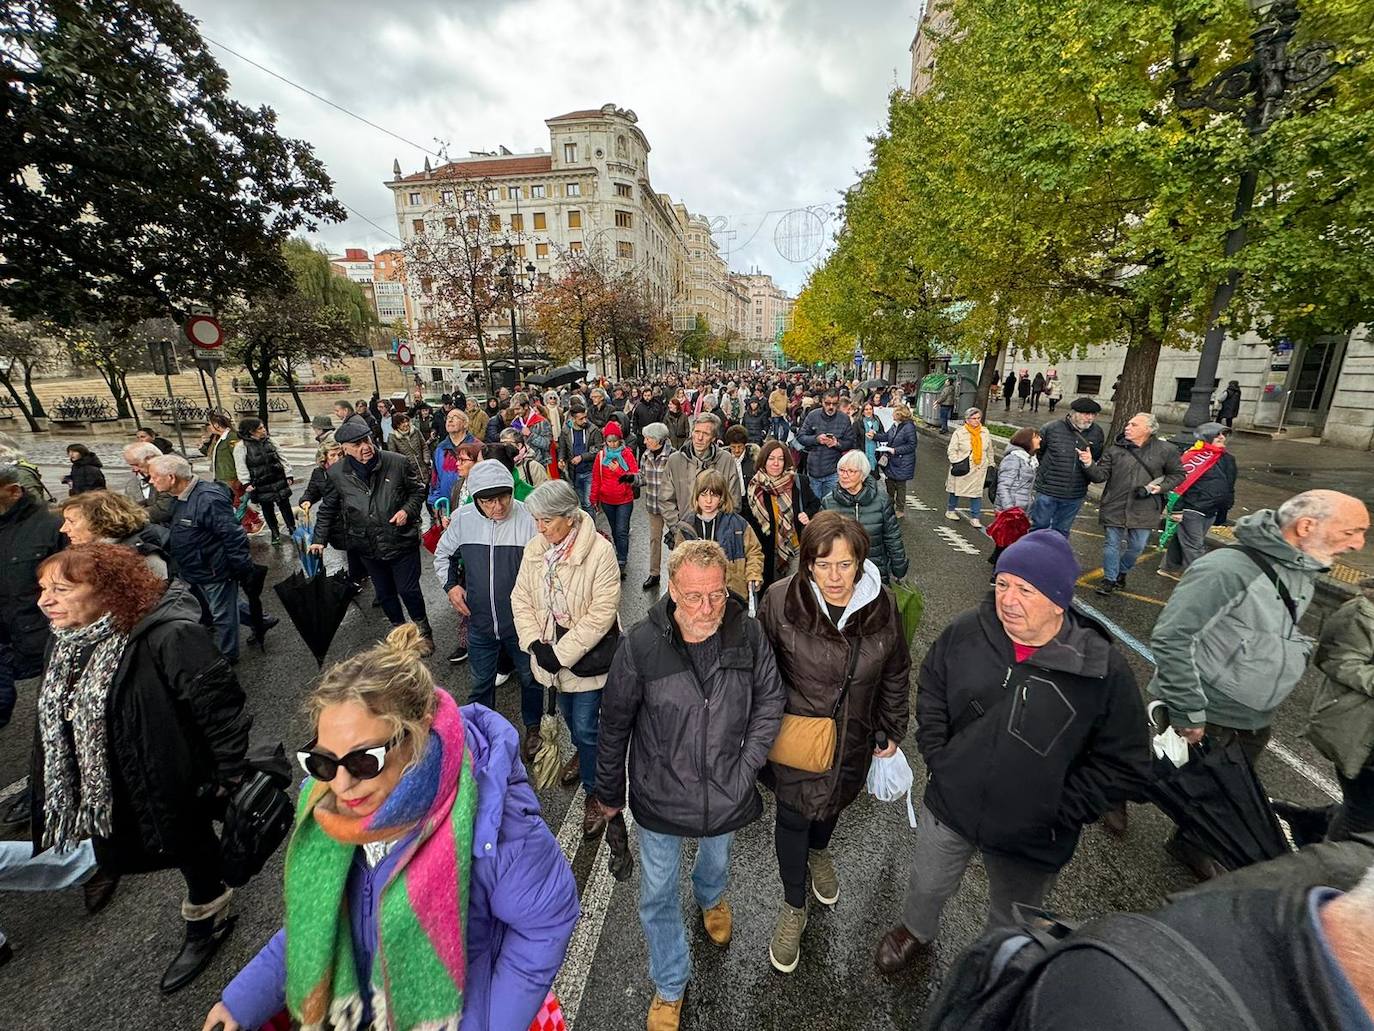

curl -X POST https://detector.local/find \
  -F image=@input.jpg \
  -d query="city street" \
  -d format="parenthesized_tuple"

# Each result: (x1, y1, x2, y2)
(0, 437, 1342, 1031)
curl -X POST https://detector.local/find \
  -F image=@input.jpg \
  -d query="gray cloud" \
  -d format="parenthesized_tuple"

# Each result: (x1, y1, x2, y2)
(180, 0, 916, 293)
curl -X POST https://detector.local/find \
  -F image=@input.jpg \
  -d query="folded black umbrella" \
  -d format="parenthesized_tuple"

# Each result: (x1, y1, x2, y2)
(272, 569, 354, 666)
(1146, 737, 1289, 871)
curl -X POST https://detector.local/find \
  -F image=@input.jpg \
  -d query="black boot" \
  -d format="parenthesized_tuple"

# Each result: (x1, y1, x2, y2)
(1095, 578, 1119, 596)
(161, 889, 236, 995)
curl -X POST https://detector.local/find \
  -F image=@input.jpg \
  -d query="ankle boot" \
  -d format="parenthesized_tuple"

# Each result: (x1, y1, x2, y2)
(415, 618, 436, 657)
(161, 889, 236, 995)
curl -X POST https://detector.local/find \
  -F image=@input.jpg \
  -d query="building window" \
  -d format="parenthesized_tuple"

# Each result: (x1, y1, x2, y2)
(1173, 377, 1219, 403)
(615, 210, 632, 228)
(532, 212, 547, 230)
(615, 182, 632, 197)
(569, 240, 583, 253)
(568, 210, 582, 229)
(443, 217, 456, 233)
(469, 246, 481, 261)
(535, 242, 549, 258)
(564, 142, 577, 163)
(483, 186, 498, 201)
(567, 182, 581, 197)
(510, 213, 523, 232)
(411, 219, 424, 234)
(531, 184, 546, 198)
(514, 244, 526, 258)
(1075, 375, 1103, 395)
(440, 190, 453, 204)
(489, 215, 501, 231)
(420, 276, 433, 293)
(407, 192, 422, 205)
(430, 368, 444, 383)
(508, 186, 521, 200)
(467, 215, 479, 230)
(618, 241, 634, 259)
(464, 189, 475, 202)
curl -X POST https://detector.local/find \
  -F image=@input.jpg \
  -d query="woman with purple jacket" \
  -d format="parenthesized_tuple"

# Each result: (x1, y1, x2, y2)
(200, 624, 579, 1031)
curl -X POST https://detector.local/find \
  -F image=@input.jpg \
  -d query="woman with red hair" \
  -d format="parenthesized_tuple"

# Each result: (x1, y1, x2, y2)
(31, 543, 250, 994)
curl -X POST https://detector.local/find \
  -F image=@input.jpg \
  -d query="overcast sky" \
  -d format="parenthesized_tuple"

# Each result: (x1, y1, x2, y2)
(179, 0, 918, 295)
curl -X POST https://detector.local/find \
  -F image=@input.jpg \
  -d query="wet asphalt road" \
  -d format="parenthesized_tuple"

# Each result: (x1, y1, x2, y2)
(0, 433, 1342, 1031)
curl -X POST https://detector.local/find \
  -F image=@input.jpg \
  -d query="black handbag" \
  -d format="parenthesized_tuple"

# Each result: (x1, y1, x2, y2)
(950, 456, 971, 477)
(553, 620, 623, 677)
(220, 743, 294, 888)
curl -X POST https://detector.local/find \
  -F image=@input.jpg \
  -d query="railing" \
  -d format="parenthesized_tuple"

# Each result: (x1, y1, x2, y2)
(233, 396, 289, 415)
(52, 395, 117, 422)
(142, 396, 210, 424)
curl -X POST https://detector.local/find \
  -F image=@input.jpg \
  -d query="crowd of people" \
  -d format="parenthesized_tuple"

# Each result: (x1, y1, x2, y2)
(0, 361, 1370, 1031)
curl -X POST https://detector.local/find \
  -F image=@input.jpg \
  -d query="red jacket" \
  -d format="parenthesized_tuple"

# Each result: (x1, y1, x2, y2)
(590, 446, 639, 506)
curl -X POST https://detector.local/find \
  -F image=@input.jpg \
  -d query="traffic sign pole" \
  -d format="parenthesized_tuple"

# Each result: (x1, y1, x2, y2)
(158, 340, 189, 458)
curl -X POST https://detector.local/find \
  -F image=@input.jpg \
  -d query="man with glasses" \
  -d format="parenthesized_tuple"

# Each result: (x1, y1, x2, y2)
(595, 539, 785, 1031)
(557, 403, 603, 516)
(433, 460, 544, 760)
(797, 389, 857, 503)
(658, 413, 740, 533)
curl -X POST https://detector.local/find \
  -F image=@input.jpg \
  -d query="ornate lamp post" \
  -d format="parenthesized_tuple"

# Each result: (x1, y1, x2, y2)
(1171, 0, 1342, 432)
(500, 254, 538, 388)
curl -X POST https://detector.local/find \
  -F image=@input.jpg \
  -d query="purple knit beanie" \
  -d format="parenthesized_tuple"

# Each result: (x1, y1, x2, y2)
(994, 529, 1079, 609)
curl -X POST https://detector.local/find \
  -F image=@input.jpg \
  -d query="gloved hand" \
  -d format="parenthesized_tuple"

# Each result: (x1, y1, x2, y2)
(618, 473, 635, 484)
(530, 641, 562, 675)
(606, 811, 634, 881)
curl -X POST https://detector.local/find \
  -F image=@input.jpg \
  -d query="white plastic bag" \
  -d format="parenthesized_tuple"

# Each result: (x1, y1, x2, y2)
(1148, 701, 1190, 768)
(867, 750, 917, 827)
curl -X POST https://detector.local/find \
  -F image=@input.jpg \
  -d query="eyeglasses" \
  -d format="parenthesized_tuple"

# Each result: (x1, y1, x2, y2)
(677, 589, 728, 607)
(297, 740, 394, 782)
(697, 489, 723, 499)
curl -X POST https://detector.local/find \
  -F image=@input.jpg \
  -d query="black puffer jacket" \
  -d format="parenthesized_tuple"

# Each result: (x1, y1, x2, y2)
(66, 453, 106, 495)
(759, 567, 911, 821)
(742, 404, 769, 444)
(301, 465, 348, 550)
(0, 495, 64, 676)
(595, 595, 786, 838)
(240, 437, 292, 505)
(916, 597, 1149, 869)
(313, 451, 425, 561)
(29, 583, 250, 873)
(1034, 416, 1106, 500)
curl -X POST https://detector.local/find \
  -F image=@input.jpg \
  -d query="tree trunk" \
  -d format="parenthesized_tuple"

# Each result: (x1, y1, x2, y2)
(117, 372, 137, 424)
(974, 352, 1000, 416)
(97, 363, 131, 419)
(21, 361, 47, 418)
(0, 369, 40, 432)
(281, 364, 311, 423)
(256, 370, 270, 428)
(1111, 323, 1163, 441)
(473, 317, 492, 395)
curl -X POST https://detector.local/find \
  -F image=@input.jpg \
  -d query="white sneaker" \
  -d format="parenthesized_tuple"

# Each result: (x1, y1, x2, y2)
(944, 511, 960, 522)
(966, 516, 983, 529)
(494, 671, 512, 686)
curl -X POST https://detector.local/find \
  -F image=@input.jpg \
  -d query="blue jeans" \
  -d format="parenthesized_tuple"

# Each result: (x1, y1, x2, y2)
(1103, 526, 1151, 582)
(557, 689, 602, 793)
(809, 472, 837, 504)
(637, 826, 735, 1001)
(1029, 494, 1084, 538)
(0, 839, 96, 890)
(574, 474, 594, 516)
(947, 493, 982, 519)
(468, 628, 543, 731)
(938, 404, 953, 432)
(195, 579, 240, 662)
(601, 501, 631, 567)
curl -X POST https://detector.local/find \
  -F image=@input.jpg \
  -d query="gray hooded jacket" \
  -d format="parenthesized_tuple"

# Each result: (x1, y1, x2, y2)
(1148, 510, 1325, 731)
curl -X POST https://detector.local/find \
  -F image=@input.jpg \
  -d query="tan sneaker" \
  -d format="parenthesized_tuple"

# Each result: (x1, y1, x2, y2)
(769, 901, 807, 973)
(647, 994, 684, 1031)
(808, 849, 839, 905)
(701, 896, 732, 946)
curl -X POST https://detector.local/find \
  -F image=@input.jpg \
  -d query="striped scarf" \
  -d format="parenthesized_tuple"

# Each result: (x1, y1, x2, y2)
(285, 690, 477, 1031)
(38, 613, 129, 852)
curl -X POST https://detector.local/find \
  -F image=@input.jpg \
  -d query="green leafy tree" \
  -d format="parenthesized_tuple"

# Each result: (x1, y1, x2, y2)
(0, 0, 344, 326)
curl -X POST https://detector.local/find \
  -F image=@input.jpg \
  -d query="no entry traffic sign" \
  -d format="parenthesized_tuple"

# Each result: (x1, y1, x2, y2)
(184, 315, 223, 349)
(396, 342, 414, 367)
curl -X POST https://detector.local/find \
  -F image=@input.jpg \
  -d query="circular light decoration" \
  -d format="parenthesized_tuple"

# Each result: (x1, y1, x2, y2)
(774, 208, 827, 263)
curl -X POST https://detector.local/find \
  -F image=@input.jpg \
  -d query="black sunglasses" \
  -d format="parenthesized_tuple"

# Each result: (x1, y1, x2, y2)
(297, 740, 394, 782)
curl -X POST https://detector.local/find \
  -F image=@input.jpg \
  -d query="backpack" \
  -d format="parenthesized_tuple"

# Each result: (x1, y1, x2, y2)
(926, 907, 1261, 1031)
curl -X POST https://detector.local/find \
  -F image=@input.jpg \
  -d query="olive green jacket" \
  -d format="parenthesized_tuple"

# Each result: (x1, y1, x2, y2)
(1306, 594, 1374, 779)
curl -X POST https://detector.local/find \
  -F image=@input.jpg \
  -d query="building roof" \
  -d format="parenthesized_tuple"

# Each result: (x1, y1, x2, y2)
(547, 108, 606, 122)
(397, 154, 553, 183)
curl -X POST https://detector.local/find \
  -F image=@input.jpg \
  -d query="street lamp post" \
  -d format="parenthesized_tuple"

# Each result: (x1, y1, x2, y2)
(501, 256, 538, 389)
(1170, 0, 1341, 432)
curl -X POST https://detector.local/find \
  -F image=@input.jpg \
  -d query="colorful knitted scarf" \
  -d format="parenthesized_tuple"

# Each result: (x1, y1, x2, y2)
(284, 690, 478, 1031)
(749, 470, 798, 565)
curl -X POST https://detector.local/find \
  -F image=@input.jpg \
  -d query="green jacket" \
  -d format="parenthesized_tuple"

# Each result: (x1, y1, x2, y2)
(200, 431, 240, 483)
(1305, 594, 1374, 779)
(1148, 510, 1323, 731)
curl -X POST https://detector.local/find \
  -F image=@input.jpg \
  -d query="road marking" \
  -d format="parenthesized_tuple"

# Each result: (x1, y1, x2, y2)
(932, 524, 982, 555)
(555, 785, 587, 862)
(905, 495, 932, 512)
(1071, 528, 1105, 540)
(554, 811, 634, 1029)
(0, 778, 25, 805)
(1074, 598, 1339, 801)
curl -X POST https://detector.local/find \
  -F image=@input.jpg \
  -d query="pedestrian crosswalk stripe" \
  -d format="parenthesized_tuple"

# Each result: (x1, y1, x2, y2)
(905, 495, 932, 511)
(932, 525, 981, 555)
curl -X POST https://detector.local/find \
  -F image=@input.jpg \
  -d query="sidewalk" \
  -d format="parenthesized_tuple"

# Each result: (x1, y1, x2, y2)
(915, 407, 1374, 590)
